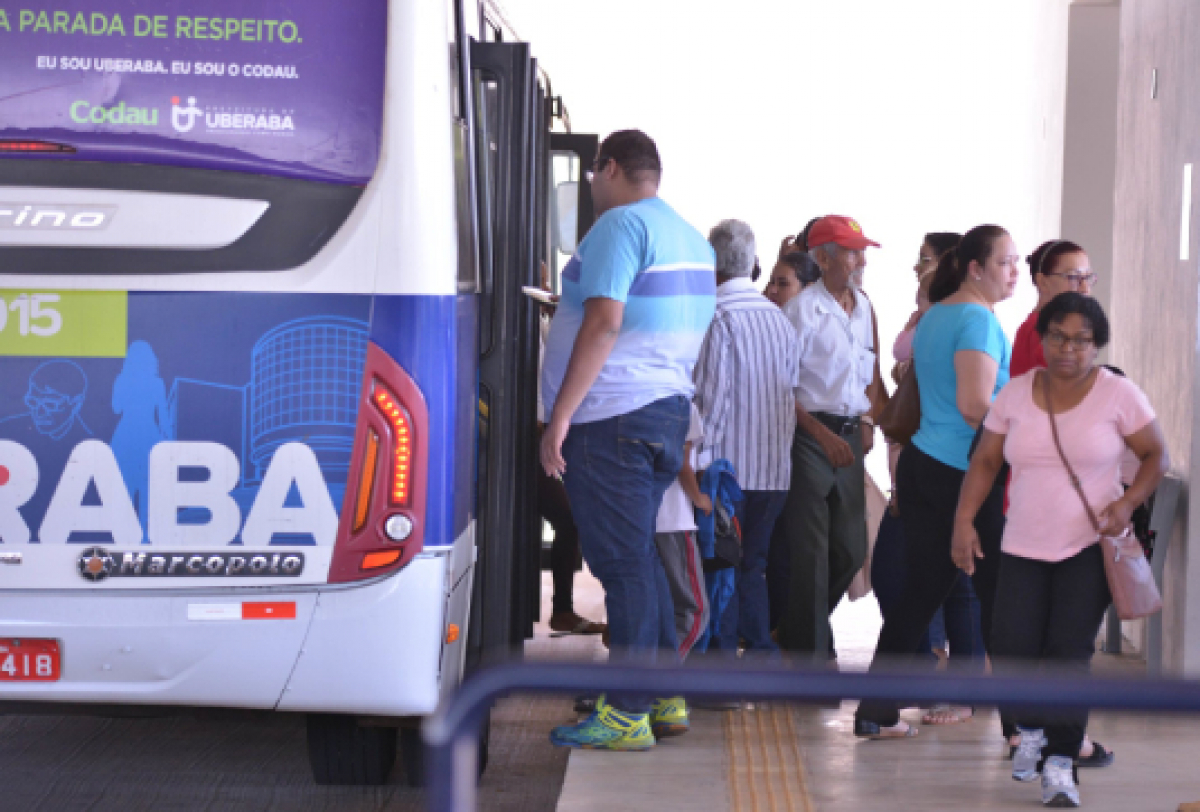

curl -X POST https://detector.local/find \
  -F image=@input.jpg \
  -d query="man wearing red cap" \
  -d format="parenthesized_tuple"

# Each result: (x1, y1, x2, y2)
(773, 215, 884, 662)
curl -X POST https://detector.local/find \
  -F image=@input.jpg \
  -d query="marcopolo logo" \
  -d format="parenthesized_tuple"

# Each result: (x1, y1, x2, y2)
(70, 100, 159, 126)
(171, 95, 295, 135)
(78, 547, 114, 581)
(77, 547, 306, 581)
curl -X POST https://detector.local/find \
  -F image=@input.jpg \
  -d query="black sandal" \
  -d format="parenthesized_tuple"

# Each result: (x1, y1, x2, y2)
(854, 718, 918, 739)
(1076, 741, 1115, 768)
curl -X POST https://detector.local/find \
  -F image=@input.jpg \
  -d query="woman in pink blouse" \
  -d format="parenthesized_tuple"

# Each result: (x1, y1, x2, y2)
(952, 292, 1167, 808)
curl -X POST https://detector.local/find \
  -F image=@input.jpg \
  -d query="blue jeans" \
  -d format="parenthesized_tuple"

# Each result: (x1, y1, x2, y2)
(870, 509, 933, 663)
(713, 490, 786, 657)
(561, 395, 689, 714)
(940, 571, 985, 671)
(871, 506, 984, 669)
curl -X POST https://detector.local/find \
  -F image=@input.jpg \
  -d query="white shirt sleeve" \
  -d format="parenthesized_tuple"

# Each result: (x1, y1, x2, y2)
(687, 402, 704, 445)
(783, 296, 811, 397)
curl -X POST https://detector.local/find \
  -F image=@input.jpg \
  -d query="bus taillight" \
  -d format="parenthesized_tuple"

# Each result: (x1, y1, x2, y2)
(371, 388, 412, 505)
(329, 345, 428, 584)
(352, 430, 380, 532)
(0, 140, 76, 153)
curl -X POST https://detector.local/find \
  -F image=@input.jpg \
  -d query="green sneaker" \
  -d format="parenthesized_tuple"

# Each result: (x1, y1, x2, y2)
(650, 696, 690, 738)
(550, 697, 655, 751)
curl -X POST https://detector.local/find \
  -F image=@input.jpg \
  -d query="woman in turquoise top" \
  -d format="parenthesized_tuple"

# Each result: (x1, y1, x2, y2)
(855, 224, 1018, 739)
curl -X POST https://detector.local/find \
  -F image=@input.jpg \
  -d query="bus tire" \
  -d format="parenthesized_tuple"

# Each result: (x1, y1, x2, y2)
(399, 726, 425, 788)
(477, 711, 491, 776)
(306, 714, 397, 786)
(399, 711, 488, 789)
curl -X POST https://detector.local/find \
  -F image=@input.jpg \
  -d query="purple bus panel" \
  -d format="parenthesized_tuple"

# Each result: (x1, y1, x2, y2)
(0, 1, 387, 185)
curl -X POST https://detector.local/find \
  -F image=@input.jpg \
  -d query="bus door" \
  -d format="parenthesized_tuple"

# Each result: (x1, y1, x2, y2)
(535, 133, 597, 575)
(464, 40, 599, 669)
(466, 40, 545, 666)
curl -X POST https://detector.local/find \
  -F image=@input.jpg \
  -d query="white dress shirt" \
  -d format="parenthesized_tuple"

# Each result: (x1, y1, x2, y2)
(782, 279, 875, 417)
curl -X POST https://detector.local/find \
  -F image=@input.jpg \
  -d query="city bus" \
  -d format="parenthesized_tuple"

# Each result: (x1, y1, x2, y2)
(0, 0, 595, 785)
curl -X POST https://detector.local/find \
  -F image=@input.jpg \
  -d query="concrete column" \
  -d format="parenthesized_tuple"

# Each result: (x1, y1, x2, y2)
(1109, 0, 1200, 675)
(1061, 2, 1119, 322)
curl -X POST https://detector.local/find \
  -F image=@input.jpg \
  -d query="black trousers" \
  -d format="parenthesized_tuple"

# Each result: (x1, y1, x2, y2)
(537, 464, 580, 616)
(772, 425, 867, 659)
(855, 444, 1006, 727)
(991, 547, 1111, 759)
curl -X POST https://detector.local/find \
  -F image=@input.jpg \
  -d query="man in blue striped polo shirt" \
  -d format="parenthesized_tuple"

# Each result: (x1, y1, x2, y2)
(541, 130, 716, 751)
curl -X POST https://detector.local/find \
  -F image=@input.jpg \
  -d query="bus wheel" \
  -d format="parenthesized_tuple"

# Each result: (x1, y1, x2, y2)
(477, 710, 491, 776)
(306, 714, 397, 785)
(398, 727, 425, 788)
(399, 710, 489, 789)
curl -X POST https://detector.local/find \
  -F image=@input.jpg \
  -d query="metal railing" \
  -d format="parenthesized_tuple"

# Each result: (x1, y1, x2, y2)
(422, 659, 1200, 811)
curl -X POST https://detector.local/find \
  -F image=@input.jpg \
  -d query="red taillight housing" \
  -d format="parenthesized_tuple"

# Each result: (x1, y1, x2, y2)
(329, 344, 429, 583)
(0, 140, 76, 153)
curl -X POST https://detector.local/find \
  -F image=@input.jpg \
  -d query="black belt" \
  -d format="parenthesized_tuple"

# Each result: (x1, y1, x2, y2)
(812, 412, 861, 436)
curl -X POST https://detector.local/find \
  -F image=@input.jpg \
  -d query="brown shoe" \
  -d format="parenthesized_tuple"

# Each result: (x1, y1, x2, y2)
(549, 611, 607, 635)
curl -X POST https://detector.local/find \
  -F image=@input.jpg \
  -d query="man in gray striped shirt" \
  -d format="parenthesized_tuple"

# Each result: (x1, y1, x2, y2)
(694, 219, 799, 656)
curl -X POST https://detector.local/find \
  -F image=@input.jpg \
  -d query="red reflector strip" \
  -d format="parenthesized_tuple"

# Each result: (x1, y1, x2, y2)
(0, 140, 75, 153)
(372, 387, 412, 505)
(187, 603, 298, 621)
(241, 602, 296, 620)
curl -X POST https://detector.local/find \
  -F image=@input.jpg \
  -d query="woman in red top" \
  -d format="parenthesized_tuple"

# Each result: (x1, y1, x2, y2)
(1010, 240, 1095, 376)
(1007, 240, 1114, 769)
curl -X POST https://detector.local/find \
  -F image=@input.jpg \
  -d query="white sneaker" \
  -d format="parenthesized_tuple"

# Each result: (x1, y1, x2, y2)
(1012, 727, 1046, 782)
(1041, 755, 1081, 807)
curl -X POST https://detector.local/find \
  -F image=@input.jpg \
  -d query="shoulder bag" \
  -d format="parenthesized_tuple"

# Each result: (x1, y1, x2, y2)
(879, 362, 921, 445)
(1043, 373, 1162, 620)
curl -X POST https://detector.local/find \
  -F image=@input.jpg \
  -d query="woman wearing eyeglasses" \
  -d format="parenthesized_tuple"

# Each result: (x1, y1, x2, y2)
(953, 292, 1167, 808)
(1011, 240, 1095, 377)
(1007, 239, 1117, 767)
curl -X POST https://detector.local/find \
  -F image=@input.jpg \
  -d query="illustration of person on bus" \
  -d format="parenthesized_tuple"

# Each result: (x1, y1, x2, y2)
(1, 360, 93, 442)
(111, 340, 171, 538)
(0, 360, 95, 538)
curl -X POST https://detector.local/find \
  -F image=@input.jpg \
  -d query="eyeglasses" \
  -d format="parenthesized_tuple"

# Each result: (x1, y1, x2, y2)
(1044, 271, 1097, 287)
(1043, 330, 1094, 351)
(24, 393, 71, 414)
(584, 155, 611, 184)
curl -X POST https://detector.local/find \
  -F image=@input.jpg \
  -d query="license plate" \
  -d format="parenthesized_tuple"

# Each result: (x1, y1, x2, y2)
(0, 639, 61, 682)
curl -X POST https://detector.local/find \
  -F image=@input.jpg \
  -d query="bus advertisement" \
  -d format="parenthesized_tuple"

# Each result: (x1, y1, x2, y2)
(0, 0, 596, 785)
(0, 0, 386, 183)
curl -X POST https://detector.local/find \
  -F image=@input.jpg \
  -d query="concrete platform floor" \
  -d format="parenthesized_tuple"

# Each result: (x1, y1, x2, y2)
(542, 567, 1200, 812)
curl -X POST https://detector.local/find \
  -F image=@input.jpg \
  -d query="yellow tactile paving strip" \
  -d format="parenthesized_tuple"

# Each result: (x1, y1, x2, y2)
(726, 704, 814, 812)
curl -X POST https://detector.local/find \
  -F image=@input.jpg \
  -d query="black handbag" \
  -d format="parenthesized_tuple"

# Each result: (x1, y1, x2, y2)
(702, 500, 742, 573)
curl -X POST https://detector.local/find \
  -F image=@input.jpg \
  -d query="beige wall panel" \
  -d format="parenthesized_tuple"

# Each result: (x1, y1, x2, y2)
(1062, 4, 1119, 318)
(1111, 0, 1200, 673)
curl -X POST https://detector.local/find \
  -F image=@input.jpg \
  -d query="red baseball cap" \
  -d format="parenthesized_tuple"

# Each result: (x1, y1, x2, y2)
(807, 215, 880, 251)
